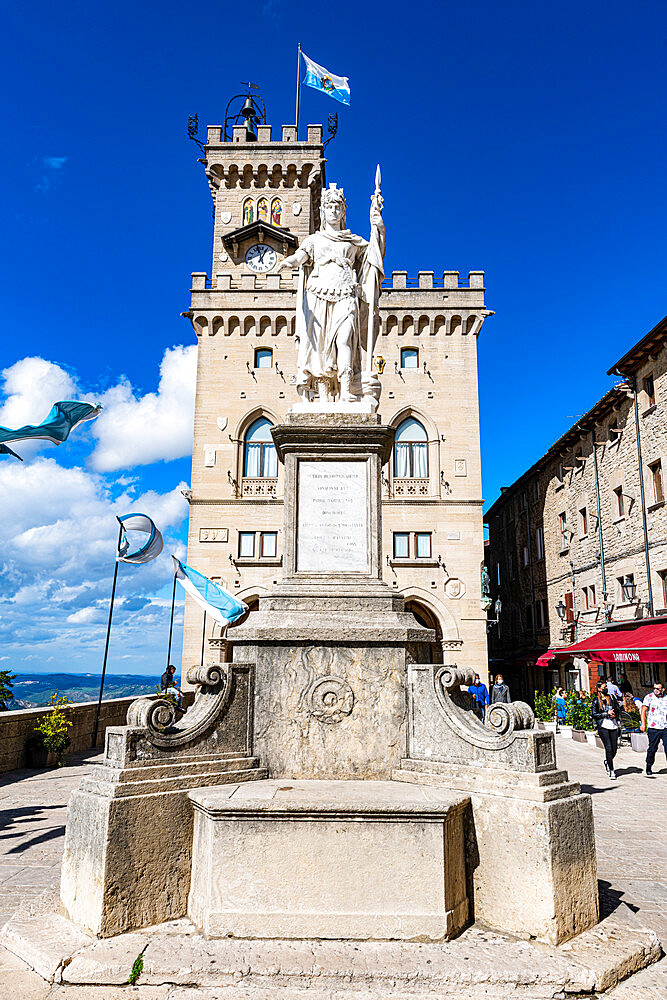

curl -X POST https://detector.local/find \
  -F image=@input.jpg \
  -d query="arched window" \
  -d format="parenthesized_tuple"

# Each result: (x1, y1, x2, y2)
(257, 197, 269, 222)
(394, 417, 428, 478)
(271, 197, 283, 225)
(244, 418, 278, 478)
(243, 198, 254, 226)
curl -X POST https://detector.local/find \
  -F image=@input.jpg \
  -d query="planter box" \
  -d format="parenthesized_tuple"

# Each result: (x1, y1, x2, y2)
(544, 721, 558, 734)
(631, 732, 649, 753)
(27, 747, 61, 769)
(585, 732, 600, 747)
(535, 721, 545, 730)
(572, 729, 587, 743)
(559, 726, 574, 740)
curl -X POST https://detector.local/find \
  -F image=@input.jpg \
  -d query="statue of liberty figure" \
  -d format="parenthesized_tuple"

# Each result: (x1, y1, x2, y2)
(277, 173, 386, 404)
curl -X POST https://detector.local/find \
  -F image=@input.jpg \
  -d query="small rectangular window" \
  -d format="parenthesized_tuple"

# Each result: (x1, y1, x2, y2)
(660, 570, 667, 608)
(559, 512, 568, 549)
(400, 348, 419, 369)
(643, 373, 655, 407)
(609, 418, 619, 442)
(522, 545, 529, 567)
(238, 531, 255, 558)
(260, 531, 277, 558)
(650, 460, 664, 504)
(582, 584, 596, 610)
(415, 532, 431, 558)
(393, 532, 410, 558)
(579, 506, 588, 536)
(532, 480, 540, 502)
(614, 486, 625, 517)
(535, 526, 545, 560)
(556, 462, 564, 486)
(536, 598, 548, 629)
(254, 348, 273, 369)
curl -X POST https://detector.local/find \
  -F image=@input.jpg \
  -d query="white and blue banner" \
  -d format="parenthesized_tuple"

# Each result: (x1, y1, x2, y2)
(302, 52, 350, 105)
(117, 513, 164, 564)
(0, 400, 101, 450)
(172, 556, 248, 626)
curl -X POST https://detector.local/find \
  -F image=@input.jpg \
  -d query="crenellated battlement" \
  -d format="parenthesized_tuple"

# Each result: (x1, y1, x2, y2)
(191, 270, 485, 293)
(206, 124, 323, 146)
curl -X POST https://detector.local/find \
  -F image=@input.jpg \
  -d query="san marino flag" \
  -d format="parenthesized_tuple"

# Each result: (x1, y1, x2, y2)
(302, 52, 350, 106)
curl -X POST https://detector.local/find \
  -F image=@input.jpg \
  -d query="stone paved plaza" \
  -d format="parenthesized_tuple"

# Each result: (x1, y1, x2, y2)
(0, 738, 664, 998)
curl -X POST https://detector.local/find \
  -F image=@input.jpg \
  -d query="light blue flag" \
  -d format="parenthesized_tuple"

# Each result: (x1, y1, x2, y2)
(0, 401, 101, 448)
(117, 513, 164, 564)
(172, 556, 248, 626)
(302, 52, 350, 106)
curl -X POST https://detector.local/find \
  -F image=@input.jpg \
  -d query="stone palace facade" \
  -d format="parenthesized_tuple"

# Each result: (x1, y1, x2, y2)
(486, 315, 667, 699)
(181, 119, 492, 676)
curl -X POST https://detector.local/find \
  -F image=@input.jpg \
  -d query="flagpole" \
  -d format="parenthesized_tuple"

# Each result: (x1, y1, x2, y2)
(295, 41, 302, 137)
(165, 572, 177, 670)
(92, 519, 123, 748)
(200, 610, 207, 666)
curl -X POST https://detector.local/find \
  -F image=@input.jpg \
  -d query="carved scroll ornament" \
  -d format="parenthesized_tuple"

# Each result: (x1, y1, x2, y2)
(433, 665, 535, 752)
(126, 663, 232, 748)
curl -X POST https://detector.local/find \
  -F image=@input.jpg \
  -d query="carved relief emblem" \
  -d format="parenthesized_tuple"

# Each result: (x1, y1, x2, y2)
(306, 675, 355, 724)
(220, 211, 232, 224)
(445, 578, 466, 599)
(292, 202, 302, 216)
(216, 416, 228, 432)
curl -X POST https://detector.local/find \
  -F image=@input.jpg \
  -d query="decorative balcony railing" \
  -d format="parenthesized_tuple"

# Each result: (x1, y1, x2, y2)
(241, 478, 278, 497)
(393, 478, 429, 497)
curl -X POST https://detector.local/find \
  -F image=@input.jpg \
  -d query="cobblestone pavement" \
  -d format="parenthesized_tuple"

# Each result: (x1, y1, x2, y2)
(0, 739, 664, 997)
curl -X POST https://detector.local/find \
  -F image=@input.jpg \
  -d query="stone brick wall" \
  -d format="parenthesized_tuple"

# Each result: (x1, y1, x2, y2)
(0, 697, 135, 773)
(487, 321, 667, 699)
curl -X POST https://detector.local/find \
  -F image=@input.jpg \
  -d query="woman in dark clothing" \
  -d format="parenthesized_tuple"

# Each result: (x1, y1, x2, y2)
(591, 679, 622, 780)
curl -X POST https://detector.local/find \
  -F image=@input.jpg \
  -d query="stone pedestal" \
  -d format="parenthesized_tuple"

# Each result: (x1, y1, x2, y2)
(60, 664, 267, 937)
(393, 663, 599, 945)
(231, 413, 434, 779)
(188, 779, 469, 941)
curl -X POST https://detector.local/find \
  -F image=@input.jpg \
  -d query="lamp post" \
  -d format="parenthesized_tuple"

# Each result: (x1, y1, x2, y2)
(622, 577, 637, 603)
(556, 599, 567, 621)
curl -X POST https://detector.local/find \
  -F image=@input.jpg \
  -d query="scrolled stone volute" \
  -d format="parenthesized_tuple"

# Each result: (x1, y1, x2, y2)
(187, 663, 224, 686)
(486, 701, 535, 737)
(432, 664, 537, 753)
(126, 696, 177, 732)
(126, 663, 233, 749)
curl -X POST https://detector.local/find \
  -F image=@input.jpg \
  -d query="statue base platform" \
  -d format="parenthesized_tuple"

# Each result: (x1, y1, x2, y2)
(188, 779, 469, 941)
(289, 398, 378, 414)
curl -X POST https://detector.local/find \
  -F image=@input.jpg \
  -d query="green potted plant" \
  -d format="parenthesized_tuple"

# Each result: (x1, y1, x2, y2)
(533, 690, 556, 731)
(568, 693, 592, 742)
(26, 694, 73, 767)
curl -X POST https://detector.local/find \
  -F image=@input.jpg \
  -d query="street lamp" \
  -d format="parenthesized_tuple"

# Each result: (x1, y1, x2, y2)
(556, 599, 567, 621)
(622, 577, 637, 602)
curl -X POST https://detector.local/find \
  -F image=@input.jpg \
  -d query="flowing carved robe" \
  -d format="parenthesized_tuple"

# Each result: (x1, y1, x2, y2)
(295, 225, 385, 398)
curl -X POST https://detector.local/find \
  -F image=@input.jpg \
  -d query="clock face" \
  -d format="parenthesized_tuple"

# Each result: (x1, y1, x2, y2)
(245, 243, 278, 273)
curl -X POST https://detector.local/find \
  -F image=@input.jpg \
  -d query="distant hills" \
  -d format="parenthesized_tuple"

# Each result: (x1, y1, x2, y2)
(6, 672, 162, 710)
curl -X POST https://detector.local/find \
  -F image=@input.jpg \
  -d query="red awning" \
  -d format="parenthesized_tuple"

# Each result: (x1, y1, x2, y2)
(537, 623, 667, 665)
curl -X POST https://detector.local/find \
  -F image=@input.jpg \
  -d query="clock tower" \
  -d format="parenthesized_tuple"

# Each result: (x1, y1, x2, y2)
(182, 101, 492, 686)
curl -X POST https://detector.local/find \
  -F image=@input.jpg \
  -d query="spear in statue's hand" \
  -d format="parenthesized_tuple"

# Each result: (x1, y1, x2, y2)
(370, 163, 383, 222)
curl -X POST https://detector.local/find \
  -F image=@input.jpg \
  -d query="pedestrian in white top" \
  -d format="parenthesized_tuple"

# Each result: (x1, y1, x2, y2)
(641, 681, 667, 777)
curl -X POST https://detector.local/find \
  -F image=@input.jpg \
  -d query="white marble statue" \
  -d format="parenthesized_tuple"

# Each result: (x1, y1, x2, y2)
(277, 170, 386, 405)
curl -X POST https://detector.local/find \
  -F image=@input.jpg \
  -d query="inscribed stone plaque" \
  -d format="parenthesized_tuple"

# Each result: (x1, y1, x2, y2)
(297, 461, 368, 572)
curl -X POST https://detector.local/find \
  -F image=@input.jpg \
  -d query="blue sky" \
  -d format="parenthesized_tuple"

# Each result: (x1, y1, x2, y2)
(1, 0, 665, 675)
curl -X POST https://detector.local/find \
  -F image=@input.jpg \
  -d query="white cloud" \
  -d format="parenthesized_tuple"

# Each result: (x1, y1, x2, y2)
(0, 357, 79, 432)
(91, 345, 197, 472)
(35, 155, 68, 194)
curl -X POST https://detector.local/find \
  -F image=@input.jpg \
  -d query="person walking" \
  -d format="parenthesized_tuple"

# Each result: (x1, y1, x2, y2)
(490, 674, 511, 704)
(468, 674, 489, 720)
(641, 681, 667, 777)
(554, 687, 568, 725)
(591, 679, 621, 780)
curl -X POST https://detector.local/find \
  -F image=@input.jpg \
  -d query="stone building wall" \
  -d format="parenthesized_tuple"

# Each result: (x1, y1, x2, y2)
(181, 123, 491, 681)
(487, 317, 667, 699)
